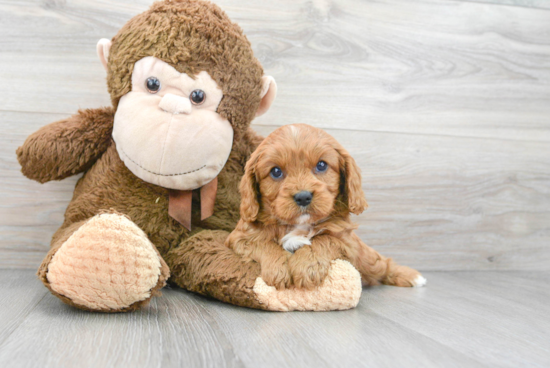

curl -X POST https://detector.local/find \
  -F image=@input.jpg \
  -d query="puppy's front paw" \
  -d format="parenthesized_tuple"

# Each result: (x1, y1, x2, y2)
(261, 264, 292, 290)
(288, 255, 330, 289)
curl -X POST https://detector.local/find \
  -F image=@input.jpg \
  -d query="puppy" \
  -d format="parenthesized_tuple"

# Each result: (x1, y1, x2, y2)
(226, 124, 426, 290)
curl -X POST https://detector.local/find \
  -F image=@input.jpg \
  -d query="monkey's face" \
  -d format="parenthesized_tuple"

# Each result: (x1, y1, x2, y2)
(112, 57, 233, 190)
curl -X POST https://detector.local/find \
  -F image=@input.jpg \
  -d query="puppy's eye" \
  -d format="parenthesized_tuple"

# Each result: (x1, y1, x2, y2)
(190, 89, 206, 105)
(315, 160, 328, 173)
(270, 167, 283, 180)
(145, 77, 161, 93)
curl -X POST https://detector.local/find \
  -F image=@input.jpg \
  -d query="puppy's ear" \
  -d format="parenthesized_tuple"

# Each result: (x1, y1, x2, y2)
(240, 149, 261, 222)
(337, 146, 368, 215)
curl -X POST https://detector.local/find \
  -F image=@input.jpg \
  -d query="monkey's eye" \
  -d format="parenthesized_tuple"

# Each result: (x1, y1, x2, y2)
(315, 161, 328, 173)
(270, 167, 283, 180)
(190, 89, 206, 105)
(145, 77, 161, 93)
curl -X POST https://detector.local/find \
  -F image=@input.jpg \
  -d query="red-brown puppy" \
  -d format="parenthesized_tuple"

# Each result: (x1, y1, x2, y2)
(226, 124, 426, 290)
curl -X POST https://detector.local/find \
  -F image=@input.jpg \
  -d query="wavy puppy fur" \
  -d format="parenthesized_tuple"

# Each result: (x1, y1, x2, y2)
(227, 124, 425, 290)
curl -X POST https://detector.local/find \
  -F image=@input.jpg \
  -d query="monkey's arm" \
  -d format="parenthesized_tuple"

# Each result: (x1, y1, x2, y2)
(16, 107, 114, 183)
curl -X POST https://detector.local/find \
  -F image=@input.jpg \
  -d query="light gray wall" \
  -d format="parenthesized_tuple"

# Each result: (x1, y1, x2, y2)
(1, 0, 549, 270)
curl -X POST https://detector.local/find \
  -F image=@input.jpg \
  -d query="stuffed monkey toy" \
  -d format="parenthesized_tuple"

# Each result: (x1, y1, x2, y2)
(16, 0, 362, 312)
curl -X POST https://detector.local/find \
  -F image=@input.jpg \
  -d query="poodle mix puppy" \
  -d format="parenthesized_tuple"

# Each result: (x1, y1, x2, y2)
(226, 124, 427, 290)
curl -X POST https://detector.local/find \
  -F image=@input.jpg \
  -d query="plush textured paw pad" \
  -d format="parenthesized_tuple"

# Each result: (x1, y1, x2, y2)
(47, 213, 163, 310)
(253, 259, 362, 311)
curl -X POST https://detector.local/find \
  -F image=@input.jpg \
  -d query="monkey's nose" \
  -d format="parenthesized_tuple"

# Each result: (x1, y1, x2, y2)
(159, 93, 192, 115)
(294, 191, 313, 207)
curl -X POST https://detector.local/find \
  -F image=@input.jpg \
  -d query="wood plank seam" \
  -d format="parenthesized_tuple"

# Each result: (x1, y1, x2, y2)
(0, 291, 49, 349)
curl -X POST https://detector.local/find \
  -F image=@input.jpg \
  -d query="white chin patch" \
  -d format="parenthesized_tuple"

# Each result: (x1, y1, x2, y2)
(297, 214, 310, 224)
(281, 235, 311, 253)
(113, 92, 233, 190)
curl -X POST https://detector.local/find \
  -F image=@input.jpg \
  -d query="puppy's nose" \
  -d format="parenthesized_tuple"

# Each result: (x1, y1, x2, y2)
(159, 93, 192, 115)
(294, 191, 313, 207)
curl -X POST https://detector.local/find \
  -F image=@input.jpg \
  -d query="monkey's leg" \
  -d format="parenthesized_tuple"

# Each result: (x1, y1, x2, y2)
(349, 235, 426, 287)
(165, 230, 264, 309)
(165, 230, 362, 311)
(38, 213, 169, 312)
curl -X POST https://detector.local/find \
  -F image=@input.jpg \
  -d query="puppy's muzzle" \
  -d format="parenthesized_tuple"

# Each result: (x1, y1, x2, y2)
(294, 191, 313, 207)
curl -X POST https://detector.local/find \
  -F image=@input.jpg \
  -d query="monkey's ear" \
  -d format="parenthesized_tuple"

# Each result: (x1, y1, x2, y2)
(337, 146, 368, 215)
(239, 149, 261, 222)
(255, 76, 277, 117)
(96, 39, 112, 71)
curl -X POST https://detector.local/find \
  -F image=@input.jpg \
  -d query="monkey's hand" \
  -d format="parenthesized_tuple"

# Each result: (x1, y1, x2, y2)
(16, 107, 114, 183)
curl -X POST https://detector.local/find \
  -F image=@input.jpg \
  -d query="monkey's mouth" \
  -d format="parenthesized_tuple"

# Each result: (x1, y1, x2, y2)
(295, 214, 312, 224)
(117, 143, 225, 190)
(119, 147, 207, 177)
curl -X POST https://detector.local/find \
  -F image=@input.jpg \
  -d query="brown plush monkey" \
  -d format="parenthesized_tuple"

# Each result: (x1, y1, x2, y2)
(16, 0, 362, 312)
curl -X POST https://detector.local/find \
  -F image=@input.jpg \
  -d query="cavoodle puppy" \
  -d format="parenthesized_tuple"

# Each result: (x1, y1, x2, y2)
(226, 124, 426, 290)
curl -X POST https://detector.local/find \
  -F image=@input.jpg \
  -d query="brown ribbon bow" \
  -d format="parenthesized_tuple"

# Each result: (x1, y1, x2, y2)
(168, 177, 217, 231)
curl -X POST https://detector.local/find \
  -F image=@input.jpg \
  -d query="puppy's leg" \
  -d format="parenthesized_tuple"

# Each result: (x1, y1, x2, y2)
(256, 242, 292, 290)
(226, 227, 292, 290)
(348, 234, 426, 287)
(288, 235, 341, 289)
(167, 230, 360, 311)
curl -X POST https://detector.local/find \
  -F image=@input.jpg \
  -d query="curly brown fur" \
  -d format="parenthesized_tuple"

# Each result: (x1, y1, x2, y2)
(17, 0, 271, 311)
(226, 124, 424, 289)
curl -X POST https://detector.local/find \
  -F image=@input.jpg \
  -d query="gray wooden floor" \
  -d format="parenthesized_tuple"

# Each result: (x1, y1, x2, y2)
(0, 269, 548, 368)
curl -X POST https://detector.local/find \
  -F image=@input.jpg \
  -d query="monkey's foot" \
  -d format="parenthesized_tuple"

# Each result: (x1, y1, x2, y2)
(46, 213, 169, 312)
(253, 259, 362, 312)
